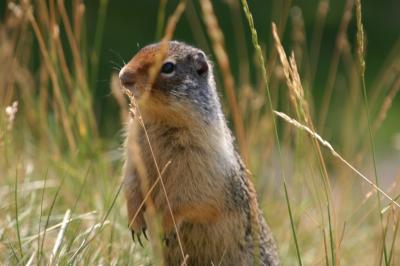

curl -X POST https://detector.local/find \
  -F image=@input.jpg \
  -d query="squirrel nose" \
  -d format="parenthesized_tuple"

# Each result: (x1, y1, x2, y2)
(119, 69, 136, 88)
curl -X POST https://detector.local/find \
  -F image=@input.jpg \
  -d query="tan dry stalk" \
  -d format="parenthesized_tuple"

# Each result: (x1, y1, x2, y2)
(123, 1, 188, 264)
(2, 2, 30, 108)
(48, 0, 56, 27)
(28, 11, 77, 152)
(272, 22, 340, 262)
(38, 65, 51, 145)
(372, 76, 400, 134)
(58, 0, 98, 138)
(22, 211, 97, 244)
(73, 1, 85, 44)
(199, 0, 249, 165)
(125, 94, 163, 263)
(272, 20, 333, 187)
(290, 6, 307, 70)
(356, 62, 400, 169)
(265, 0, 292, 97)
(49, 209, 71, 264)
(129, 158, 172, 239)
(355, 0, 365, 76)
(185, 0, 211, 55)
(58, 0, 86, 89)
(318, 0, 354, 132)
(226, 0, 251, 88)
(369, 40, 400, 107)
(36, 0, 50, 27)
(124, 89, 186, 264)
(52, 24, 74, 96)
(274, 110, 400, 209)
(355, 1, 389, 264)
(308, 0, 329, 87)
(272, 23, 305, 118)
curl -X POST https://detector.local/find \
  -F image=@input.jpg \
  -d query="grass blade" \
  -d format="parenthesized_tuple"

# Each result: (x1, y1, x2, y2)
(327, 203, 335, 266)
(90, 0, 110, 91)
(274, 110, 400, 209)
(354, 1, 388, 264)
(387, 212, 400, 265)
(155, 0, 168, 40)
(37, 169, 48, 265)
(39, 173, 66, 264)
(14, 169, 23, 261)
(68, 181, 123, 264)
(283, 180, 303, 266)
(49, 209, 71, 264)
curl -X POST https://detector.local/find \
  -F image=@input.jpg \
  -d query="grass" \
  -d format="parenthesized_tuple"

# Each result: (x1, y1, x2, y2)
(283, 179, 303, 266)
(1, 0, 400, 265)
(355, 0, 389, 264)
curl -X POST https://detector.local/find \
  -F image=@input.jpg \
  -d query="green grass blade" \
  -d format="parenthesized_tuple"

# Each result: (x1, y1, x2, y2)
(322, 228, 330, 266)
(37, 169, 48, 266)
(327, 203, 335, 266)
(63, 164, 91, 255)
(283, 180, 303, 266)
(39, 173, 66, 264)
(240, 0, 284, 167)
(387, 213, 400, 265)
(14, 169, 23, 261)
(90, 0, 110, 92)
(6, 241, 20, 264)
(68, 181, 123, 264)
(155, 0, 168, 40)
(354, 1, 388, 264)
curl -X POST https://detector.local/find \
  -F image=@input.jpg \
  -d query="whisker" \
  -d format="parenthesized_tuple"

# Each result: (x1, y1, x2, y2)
(109, 49, 127, 66)
(111, 65, 122, 72)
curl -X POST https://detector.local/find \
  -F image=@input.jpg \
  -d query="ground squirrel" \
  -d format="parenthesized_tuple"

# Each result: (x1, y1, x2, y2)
(119, 41, 279, 266)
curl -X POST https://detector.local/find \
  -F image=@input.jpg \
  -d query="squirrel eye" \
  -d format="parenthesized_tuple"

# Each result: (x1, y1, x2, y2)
(161, 62, 175, 74)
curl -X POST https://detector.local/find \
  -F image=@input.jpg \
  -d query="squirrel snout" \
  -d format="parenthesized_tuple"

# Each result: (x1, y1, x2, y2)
(119, 68, 136, 88)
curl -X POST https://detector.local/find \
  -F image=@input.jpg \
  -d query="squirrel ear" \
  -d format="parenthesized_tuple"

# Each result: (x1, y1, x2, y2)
(193, 52, 209, 75)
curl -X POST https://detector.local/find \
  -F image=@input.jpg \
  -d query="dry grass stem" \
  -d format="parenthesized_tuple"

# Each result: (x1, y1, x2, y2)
(200, 0, 249, 164)
(28, 9, 77, 151)
(272, 24, 335, 236)
(272, 22, 306, 120)
(129, 159, 172, 234)
(274, 110, 400, 209)
(22, 211, 97, 244)
(49, 209, 71, 264)
(124, 89, 187, 264)
(318, 0, 354, 131)
(372, 77, 400, 133)
(122, 2, 188, 263)
(308, 0, 329, 86)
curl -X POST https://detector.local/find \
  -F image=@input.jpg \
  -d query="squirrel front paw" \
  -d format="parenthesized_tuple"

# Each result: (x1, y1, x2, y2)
(127, 202, 148, 246)
(130, 226, 148, 247)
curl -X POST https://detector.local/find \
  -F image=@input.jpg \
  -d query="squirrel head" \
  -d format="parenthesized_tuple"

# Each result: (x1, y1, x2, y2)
(119, 41, 221, 125)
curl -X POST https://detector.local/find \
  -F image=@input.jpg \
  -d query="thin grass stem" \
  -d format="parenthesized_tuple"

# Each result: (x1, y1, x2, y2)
(283, 180, 303, 266)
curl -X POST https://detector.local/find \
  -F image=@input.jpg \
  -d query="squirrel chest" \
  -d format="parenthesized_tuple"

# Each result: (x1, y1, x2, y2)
(127, 119, 236, 212)
(126, 119, 254, 265)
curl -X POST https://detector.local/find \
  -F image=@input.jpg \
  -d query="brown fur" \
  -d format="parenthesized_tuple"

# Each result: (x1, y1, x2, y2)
(120, 41, 279, 266)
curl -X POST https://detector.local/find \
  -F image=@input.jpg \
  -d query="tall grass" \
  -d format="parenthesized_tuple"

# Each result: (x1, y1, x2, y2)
(1, 0, 400, 265)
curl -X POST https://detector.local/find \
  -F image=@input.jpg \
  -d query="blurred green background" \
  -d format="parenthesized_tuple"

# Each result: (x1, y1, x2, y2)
(1, 0, 399, 148)
(93, 1, 399, 150)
